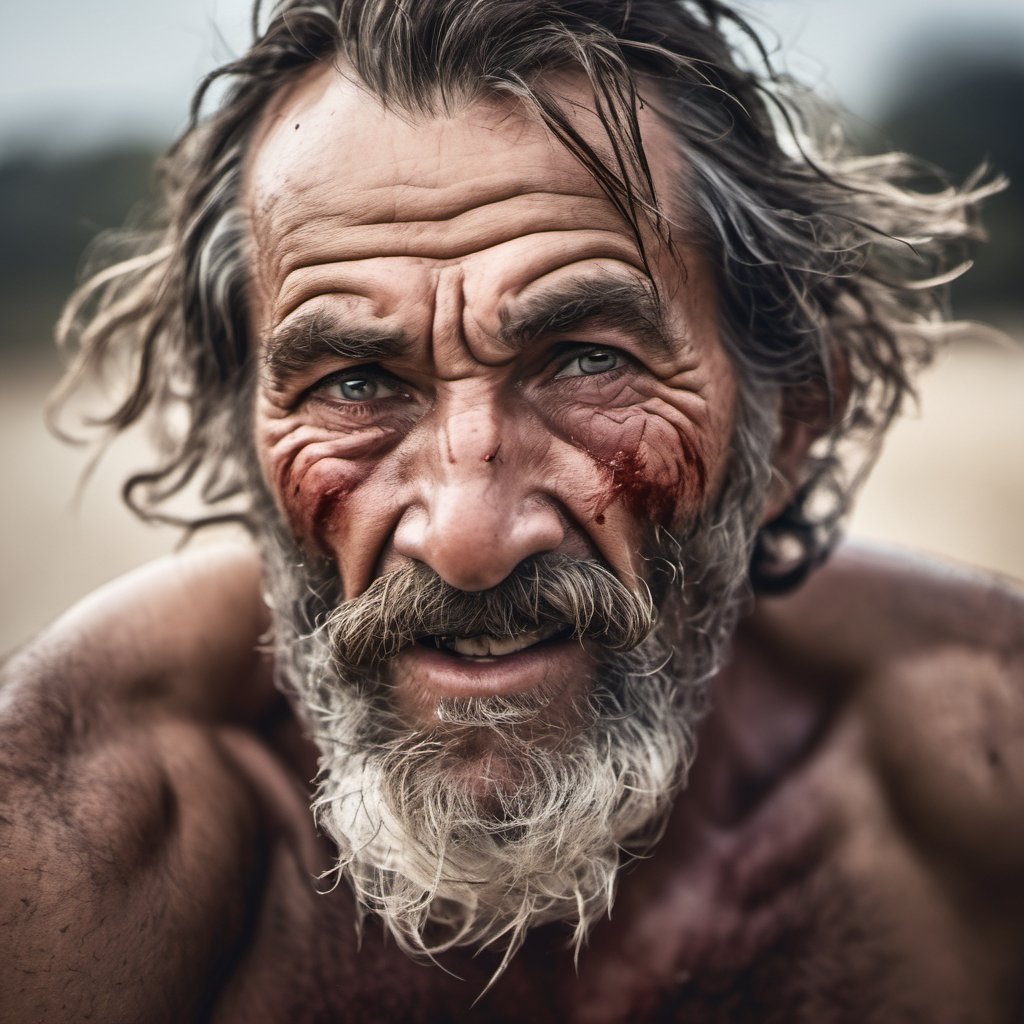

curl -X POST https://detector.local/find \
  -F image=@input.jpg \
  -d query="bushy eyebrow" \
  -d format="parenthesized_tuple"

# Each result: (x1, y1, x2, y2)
(263, 308, 409, 388)
(499, 274, 673, 355)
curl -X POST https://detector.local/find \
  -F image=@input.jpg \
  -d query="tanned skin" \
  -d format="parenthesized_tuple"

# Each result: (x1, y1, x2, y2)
(2, 544, 1022, 1022)
(3, 64, 1024, 1022)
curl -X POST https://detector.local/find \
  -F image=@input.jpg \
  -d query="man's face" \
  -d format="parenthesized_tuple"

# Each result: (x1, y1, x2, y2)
(248, 65, 738, 714)
(244, 65, 760, 956)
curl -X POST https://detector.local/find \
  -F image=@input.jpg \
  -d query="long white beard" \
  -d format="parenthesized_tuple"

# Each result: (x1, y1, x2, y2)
(304, 631, 697, 965)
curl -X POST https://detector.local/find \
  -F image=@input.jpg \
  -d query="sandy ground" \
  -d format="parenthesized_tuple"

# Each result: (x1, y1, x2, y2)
(2, 336, 1022, 657)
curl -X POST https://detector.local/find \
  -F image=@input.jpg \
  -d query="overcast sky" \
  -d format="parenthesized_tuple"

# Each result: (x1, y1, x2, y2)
(3, 0, 1024, 153)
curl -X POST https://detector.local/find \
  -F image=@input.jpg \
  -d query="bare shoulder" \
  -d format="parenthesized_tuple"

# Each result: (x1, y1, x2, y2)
(756, 541, 1024, 880)
(756, 540, 1023, 662)
(1, 542, 271, 719)
(0, 544, 302, 1022)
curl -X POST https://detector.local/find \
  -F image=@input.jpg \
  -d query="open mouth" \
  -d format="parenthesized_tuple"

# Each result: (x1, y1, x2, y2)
(416, 622, 572, 660)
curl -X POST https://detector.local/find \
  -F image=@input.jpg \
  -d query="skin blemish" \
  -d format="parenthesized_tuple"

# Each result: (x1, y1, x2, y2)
(548, 398, 714, 530)
(310, 482, 359, 549)
(604, 448, 679, 527)
(280, 462, 369, 553)
(443, 421, 458, 465)
(589, 443, 709, 529)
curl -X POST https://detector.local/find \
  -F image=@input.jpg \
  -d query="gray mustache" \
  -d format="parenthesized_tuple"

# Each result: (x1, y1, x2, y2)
(324, 553, 656, 668)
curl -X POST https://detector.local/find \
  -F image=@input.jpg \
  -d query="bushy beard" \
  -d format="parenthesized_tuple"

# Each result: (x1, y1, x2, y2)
(256, 395, 774, 971)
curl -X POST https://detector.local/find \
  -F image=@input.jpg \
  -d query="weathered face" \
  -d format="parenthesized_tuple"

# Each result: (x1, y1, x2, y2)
(242, 65, 774, 958)
(247, 65, 738, 729)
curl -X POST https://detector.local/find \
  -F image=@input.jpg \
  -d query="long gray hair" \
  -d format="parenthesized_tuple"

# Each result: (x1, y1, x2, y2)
(54, 0, 996, 589)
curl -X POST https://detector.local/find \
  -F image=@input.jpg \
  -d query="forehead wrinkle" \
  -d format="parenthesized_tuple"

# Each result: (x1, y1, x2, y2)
(265, 195, 630, 280)
(430, 263, 501, 377)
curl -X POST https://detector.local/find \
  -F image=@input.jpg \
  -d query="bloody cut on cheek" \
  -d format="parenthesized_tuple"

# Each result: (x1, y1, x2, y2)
(278, 455, 376, 553)
(264, 397, 419, 555)
(548, 400, 713, 531)
(590, 446, 700, 528)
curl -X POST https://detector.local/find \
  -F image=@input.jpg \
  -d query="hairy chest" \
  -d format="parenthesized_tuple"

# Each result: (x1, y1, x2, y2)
(214, 759, 996, 1024)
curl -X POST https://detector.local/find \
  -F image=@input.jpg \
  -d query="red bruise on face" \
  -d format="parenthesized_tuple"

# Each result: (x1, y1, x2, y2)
(284, 470, 366, 551)
(272, 433, 381, 552)
(310, 480, 362, 551)
(590, 446, 705, 529)
(547, 390, 710, 531)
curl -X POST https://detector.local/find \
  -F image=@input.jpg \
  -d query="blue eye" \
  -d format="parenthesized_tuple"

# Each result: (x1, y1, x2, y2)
(557, 349, 624, 378)
(320, 372, 403, 403)
(338, 377, 378, 401)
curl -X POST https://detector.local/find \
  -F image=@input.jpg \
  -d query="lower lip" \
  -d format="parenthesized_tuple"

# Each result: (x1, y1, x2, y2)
(392, 637, 594, 700)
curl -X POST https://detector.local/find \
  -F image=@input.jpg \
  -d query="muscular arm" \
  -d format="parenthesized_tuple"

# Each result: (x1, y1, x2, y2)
(0, 546, 287, 1022)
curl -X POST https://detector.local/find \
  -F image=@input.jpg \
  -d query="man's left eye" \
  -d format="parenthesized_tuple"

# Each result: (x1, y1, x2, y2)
(556, 349, 624, 378)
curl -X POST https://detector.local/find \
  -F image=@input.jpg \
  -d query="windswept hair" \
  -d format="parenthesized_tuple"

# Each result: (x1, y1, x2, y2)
(54, 0, 996, 590)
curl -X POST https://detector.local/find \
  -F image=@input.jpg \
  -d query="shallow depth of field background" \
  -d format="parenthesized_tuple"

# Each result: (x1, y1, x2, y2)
(1, 0, 1023, 656)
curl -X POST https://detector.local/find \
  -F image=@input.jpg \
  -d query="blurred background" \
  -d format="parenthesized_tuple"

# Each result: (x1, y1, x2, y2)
(1, 0, 1022, 656)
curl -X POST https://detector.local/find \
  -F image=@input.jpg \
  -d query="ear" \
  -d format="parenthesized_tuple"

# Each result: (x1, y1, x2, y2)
(760, 351, 851, 525)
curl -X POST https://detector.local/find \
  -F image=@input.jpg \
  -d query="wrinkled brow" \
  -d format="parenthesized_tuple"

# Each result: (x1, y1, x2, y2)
(499, 274, 672, 354)
(263, 308, 409, 387)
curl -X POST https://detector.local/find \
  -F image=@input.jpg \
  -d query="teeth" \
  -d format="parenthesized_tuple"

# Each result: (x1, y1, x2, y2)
(440, 623, 563, 658)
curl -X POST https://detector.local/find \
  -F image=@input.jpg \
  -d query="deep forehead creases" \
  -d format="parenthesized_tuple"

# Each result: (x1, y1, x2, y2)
(243, 62, 693, 275)
(242, 57, 730, 402)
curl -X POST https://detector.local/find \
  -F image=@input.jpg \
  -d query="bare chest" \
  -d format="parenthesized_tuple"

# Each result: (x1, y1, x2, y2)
(211, 757, 1000, 1024)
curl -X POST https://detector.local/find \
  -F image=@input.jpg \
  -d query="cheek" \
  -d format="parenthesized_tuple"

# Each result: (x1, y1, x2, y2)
(280, 454, 372, 552)
(259, 422, 384, 554)
(595, 447, 692, 528)
(258, 401, 415, 554)
(294, 462, 370, 552)
(548, 397, 712, 530)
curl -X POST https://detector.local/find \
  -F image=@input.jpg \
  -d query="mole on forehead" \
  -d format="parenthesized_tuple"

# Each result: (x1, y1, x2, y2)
(245, 108, 615, 279)
(248, 63, 543, 187)
(244, 59, 683, 206)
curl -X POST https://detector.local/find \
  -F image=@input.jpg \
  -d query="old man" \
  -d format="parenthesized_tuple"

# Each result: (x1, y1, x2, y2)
(3, 0, 1022, 1020)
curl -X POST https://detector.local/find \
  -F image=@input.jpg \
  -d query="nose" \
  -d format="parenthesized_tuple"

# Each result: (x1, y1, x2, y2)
(392, 401, 565, 591)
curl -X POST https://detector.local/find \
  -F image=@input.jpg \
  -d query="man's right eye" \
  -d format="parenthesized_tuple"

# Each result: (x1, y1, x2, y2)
(315, 371, 404, 403)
